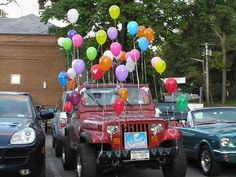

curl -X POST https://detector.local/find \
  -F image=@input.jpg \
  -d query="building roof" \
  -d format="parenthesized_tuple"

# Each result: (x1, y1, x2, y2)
(0, 14, 53, 35)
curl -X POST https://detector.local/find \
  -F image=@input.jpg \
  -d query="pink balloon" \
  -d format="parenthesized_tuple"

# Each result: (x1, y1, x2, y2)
(130, 49, 140, 62)
(151, 56, 161, 67)
(110, 42, 122, 57)
(72, 34, 83, 48)
(125, 51, 132, 60)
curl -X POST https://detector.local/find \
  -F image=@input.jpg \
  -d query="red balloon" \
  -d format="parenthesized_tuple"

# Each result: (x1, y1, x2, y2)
(63, 102, 73, 112)
(165, 77, 177, 94)
(90, 64, 104, 80)
(113, 98, 125, 115)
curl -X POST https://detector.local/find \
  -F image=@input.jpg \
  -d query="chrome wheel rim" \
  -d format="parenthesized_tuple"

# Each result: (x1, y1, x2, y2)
(201, 149, 211, 173)
(76, 154, 81, 177)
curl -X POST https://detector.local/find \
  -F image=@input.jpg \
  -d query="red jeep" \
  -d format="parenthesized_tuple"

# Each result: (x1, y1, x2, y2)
(62, 83, 187, 177)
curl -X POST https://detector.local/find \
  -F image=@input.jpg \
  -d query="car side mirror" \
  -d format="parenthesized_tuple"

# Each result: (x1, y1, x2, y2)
(40, 110, 54, 119)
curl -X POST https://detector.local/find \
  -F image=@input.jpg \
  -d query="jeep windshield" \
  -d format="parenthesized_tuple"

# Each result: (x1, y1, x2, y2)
(81, 86, 151, 107)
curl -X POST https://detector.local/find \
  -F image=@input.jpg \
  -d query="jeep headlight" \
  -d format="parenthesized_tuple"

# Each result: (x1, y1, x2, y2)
(107, 125, 119, 135)
(151, 123, 163, 135)
(10, 127, 36, 145)
(220, 137, 230, 147)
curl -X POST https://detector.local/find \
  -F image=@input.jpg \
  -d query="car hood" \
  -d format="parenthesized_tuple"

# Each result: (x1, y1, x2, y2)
(0, 118, 32, 146)
(197, 123, 236, 137)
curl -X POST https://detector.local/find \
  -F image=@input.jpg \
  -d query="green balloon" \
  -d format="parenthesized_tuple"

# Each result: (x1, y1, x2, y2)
(63, 37, 72, 51)
(86, 47, 97, 61)
(176, 95, 188, 112)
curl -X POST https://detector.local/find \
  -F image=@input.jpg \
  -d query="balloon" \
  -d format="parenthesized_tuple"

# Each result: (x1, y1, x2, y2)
(115, 65, 129, 82)
(96, 30, 107, 45)
(137, 37, 149, 51)
(67, 80, 76, 90)
(57, 37, 64, 47)
(118, 88, 128, 100)
(57, 71, 67, 87)
(107, 27, 118, 40)
(63, 37, 72, 51)
(120, 51, 126, 61)
(137, 26, 146, 38)
(165, 77, 178, 94)
(67, 8, 79, 24)
(110, 42, 122, 57)
(86, 47, 97, 61)
(151, 57, 161, 67)
(176, 95, 188, 112)
(67, 68, 76, 80)
(127, 21, 138, 36)
(69, 91, 81, 106)
(72, 34, 83, 48)
(130, 49, 140, 62)
(67, 29, 77, 39)
(144, 28, 155, 42)
(113, 98, 125, 114)
(90, 64, 104, 80)
(126, 58, 135, 73)
(63, 102, 73, 112)
(72, 59, 85, 74)
(103, 50, 114, 61)
(99, 55, 112, 72)
(109, 5, 120, 20)
(154, 59, 166, 74)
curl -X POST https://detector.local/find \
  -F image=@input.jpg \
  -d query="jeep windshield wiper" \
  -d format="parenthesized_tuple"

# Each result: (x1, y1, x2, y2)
(86, 92, 103, 108)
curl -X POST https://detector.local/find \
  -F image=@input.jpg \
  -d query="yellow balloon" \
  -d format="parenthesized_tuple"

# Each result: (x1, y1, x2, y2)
(109, 5, 120, 20)
(154, 59, 166, 74)
(96, 30, 107, 45)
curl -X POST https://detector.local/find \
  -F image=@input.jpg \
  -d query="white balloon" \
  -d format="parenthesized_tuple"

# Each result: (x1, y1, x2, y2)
(57, 37, 64, 47)
(126, 57, 135, 72)
(67, 68, 76, 80)
(103, 50, 114, 61)
(67, 8, 79, 24)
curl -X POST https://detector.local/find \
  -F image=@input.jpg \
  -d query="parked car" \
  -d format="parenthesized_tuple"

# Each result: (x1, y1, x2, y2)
(35, 103, 49, 133)
(51, 91, 72, 157)
(62, 83, 187, 177)
(180, 107, 236, 176)
(0, 91, 54, 177)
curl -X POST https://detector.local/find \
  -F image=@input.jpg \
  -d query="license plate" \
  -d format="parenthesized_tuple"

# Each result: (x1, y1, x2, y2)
(124, 132, 147, 149)
(130, 150, 150, 161)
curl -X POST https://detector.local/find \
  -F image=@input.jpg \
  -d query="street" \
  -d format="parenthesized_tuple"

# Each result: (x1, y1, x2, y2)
(45, 132, 235, 177)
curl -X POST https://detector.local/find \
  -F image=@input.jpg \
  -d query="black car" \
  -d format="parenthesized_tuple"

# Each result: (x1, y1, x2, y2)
(0, 92, 54, 177)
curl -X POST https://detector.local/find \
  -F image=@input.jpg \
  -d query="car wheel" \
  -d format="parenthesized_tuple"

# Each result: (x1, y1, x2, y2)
(55, 138, 63, 157)
(200, 145, 221, 176)
(162, 144, 187, 177)
(62, 137, 77, 170)
(76, 143, 97, 177)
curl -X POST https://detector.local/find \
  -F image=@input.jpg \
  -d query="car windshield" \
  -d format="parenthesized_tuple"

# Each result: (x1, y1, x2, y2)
(0, 94, 33, 118)
(81, 86, 151, 107)
(156, 102, 189, 113)
(192, 108, 236, 125)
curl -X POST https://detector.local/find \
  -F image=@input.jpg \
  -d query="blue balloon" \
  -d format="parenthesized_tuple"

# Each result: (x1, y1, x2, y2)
(127, 21, 138, 36)
(58, 71, 68, 87)
(137, 37, 150, 51)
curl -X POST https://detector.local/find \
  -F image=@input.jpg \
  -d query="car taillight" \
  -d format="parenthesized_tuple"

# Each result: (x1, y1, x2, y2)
(60, 118, 66, 128)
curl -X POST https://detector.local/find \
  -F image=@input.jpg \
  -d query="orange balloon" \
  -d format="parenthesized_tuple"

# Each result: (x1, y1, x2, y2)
(118, 88, 129, 100)
(67, 80, 76, 90)
(120, 51, 126, 62)
(99, 55, 112, 72)
(137, 26, 146, 38)
(144, 28, 155, 42)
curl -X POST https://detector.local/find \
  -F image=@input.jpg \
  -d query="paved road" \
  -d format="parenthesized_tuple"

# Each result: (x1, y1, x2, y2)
(45, 132, 235, 177)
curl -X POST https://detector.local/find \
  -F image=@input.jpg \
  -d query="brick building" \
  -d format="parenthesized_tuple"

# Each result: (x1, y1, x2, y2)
(0, 14, 66, 106)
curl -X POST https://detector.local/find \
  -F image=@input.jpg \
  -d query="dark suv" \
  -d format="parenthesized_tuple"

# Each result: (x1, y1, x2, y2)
(0, 91, 54, 177)
(62, 84, 187, 177)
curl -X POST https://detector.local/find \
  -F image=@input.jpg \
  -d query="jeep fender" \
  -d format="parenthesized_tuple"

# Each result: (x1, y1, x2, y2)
(80, 131, 110, 143)
(163, 128, 182, 141)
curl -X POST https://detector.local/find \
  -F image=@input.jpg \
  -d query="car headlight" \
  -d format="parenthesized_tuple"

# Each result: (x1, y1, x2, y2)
(220, 137, 230, 147)
(151, 123, 163, 135)
(10, 127, 36, 145)
(107, 125, 119, 135)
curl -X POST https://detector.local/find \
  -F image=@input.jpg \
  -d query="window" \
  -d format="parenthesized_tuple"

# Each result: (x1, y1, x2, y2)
(11, 74, 21, 85)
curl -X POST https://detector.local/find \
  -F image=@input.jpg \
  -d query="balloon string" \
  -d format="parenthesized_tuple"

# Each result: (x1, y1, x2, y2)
(144, 53, 147, 83)
(141, 52, 144, 83)
(66, 51, 70, 69)
(172, 93, 175, 119)
(153, 70, 158, 99)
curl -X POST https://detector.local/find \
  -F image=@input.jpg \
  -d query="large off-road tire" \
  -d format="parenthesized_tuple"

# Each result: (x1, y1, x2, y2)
(55, 138, 63, 157)
(162, 145, 187, 177)
(199, 145, 221, 176)
(76, 143, 97, 177)
(62, 137, 77, 170)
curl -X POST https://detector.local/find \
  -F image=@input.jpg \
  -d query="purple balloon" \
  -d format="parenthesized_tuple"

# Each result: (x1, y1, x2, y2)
(72, 59, 85, 74)
(115, 65, 129, 82)
(67, 29, 77, 39)
(70, 91, 81, 106)
(107, 27, 118, 40)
